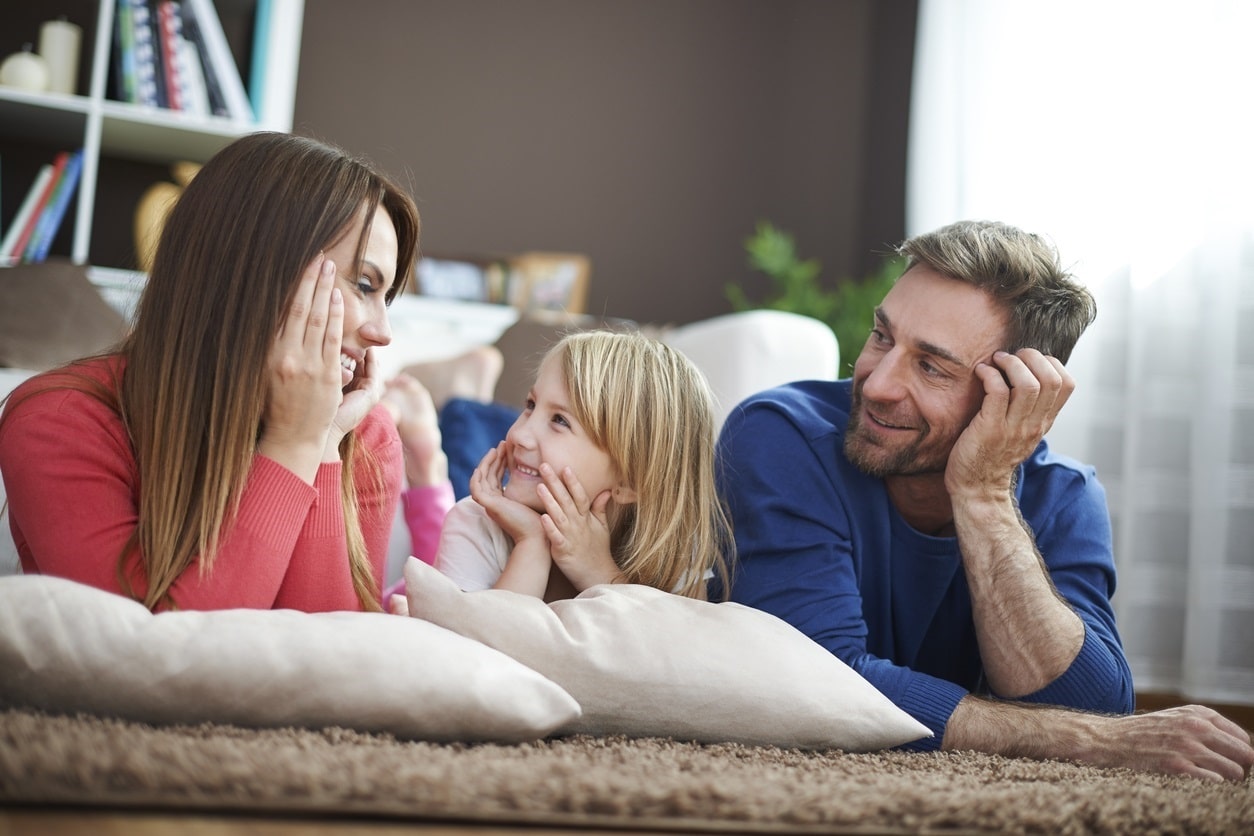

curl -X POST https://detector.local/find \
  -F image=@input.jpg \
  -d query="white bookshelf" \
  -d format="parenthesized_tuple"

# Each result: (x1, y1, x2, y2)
(0, 0, 303, 265)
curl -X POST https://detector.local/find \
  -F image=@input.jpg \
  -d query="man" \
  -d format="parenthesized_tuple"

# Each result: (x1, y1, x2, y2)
(716, 220, 1254, 781)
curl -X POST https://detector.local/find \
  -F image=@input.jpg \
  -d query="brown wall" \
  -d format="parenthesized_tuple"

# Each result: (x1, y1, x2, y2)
(295, 0, 915, 326)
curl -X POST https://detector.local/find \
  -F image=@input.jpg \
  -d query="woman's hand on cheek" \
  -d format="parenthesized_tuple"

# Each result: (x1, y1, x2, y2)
(325, 346, 384, 460)
(258, 254, 344, 482)
(539, 464, 617, 590)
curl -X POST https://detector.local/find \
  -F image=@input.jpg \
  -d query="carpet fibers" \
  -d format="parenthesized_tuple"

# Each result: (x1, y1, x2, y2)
(1, 708, 1249, 834)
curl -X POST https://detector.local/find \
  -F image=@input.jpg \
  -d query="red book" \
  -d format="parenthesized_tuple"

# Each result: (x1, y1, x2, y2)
(157, 1, 185, 111)
(8, 152, 69, 263)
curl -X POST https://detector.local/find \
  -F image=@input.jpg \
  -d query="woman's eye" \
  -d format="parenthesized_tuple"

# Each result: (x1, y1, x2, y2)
(356, 276, 380, 295)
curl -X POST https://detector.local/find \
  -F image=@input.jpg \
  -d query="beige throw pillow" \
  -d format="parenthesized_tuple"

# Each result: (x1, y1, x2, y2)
(404, 558, 931, 751)
(0, 574, 579, 742)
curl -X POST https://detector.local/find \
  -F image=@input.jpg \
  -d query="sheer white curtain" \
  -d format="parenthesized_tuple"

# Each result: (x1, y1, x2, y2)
(908, 0, 1254, 704)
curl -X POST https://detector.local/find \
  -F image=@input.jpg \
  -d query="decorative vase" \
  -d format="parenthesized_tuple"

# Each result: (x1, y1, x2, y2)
(134, 162, 202, 272)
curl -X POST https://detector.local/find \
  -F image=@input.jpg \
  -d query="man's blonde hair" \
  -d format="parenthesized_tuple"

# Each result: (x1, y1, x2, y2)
(550, 330, 732, 598)
(897, 220, 1096, 363)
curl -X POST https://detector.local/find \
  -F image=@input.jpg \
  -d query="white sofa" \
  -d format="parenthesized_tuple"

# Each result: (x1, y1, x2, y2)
(0, 306, 839, 580)
(661, 309, 840, 432)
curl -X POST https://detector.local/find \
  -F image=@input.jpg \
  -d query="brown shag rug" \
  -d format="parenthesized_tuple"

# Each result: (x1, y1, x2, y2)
(1, 708, 1250, 834)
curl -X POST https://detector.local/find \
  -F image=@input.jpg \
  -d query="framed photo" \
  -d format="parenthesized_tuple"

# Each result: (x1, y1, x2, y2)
(415, 251, 590, 315)
(506, 252, 590, 314)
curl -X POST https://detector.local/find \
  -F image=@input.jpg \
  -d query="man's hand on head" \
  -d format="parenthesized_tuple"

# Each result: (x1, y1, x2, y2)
(945, 349, 1074, 500)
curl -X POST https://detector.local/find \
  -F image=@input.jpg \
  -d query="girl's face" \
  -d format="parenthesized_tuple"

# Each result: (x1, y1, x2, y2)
(503, 356, 627, 511)
(322, 204, 398, 388)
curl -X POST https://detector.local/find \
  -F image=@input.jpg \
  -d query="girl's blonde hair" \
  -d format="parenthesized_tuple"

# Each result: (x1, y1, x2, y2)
(550, 330, 733, 598)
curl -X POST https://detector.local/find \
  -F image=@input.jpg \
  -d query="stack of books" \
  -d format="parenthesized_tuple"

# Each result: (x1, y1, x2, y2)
(0, 149, 85, 266)
(111, 0, 252, 122)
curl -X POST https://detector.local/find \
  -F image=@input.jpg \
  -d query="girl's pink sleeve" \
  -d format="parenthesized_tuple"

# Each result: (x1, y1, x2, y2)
(402, 481, 456, 565)
(381, 480, 455, 604)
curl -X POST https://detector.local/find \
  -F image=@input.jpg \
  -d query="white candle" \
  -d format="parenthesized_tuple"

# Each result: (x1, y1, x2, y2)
(38, 18, 82, 96)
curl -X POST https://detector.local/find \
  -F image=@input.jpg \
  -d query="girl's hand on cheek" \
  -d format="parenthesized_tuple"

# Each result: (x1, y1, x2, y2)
(539, 464, 617, 590)
(469, 442, 544, 543)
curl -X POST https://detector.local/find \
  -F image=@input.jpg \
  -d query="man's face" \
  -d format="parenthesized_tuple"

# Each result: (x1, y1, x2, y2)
(844, 265, 1009, 478)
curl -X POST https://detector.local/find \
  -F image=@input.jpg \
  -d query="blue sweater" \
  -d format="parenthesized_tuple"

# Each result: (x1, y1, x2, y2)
(715, 379, 1134, 750)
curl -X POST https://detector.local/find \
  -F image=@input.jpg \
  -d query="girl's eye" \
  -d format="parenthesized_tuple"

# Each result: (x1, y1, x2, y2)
(551, 413, 571, 428)
(523, 398, 536, 412)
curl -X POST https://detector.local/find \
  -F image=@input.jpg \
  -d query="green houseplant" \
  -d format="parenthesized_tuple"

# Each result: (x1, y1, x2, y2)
(725, 221, 904, 377)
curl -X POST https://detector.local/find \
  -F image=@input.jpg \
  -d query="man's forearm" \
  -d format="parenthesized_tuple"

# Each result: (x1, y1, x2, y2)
(944, 695, 1254, 782)
(953, 494, 1084, 698)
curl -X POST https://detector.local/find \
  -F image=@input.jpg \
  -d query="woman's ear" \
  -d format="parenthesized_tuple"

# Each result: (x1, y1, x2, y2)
(611, 483, 637, 505)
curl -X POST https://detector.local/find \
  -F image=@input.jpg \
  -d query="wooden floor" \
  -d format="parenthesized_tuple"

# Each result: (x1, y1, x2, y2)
(0, 808, 738, 836)
(0, 809, 656, 836)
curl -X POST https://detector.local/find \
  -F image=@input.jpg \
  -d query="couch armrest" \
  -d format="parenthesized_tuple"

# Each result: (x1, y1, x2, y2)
(661, 310, 839, 432)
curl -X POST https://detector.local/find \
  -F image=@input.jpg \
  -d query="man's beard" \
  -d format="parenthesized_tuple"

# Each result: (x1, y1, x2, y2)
(843, 391, 947, 478)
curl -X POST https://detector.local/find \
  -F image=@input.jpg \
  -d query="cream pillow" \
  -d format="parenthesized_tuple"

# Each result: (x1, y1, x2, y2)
(404, 558, 931, 751)
(0, 574, 579, 742)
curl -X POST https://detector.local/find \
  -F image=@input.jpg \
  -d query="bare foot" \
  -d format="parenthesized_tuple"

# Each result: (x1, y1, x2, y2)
(401, 345, 504, 409)
(382, 374, 448, 487)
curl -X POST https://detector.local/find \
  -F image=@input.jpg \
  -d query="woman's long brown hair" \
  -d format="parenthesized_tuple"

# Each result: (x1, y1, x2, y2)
(102, 132, 417, 610)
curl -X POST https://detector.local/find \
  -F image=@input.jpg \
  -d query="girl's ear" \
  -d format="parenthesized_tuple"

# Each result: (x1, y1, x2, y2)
(611, 483, 638, 505)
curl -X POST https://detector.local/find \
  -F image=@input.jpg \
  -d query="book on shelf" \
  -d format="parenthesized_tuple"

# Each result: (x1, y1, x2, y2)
(248, 0, 271, 122)
(249, 0, 303, 130)
(156, 0, 187, 111)
(161, 0, 213, 116)
(177, 34, 211, 116)
(183, 0, 253, 122)
(113, 0, 138, 102)
(129, 0, 165, 108)
(179, 4, 228, 117)
(0, 165, 53, 265)
(0, 158, 64, 266)
(25, 150, 85, 264)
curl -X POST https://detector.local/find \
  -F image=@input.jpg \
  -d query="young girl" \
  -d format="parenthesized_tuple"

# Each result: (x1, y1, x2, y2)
(433, 329, 732, 601)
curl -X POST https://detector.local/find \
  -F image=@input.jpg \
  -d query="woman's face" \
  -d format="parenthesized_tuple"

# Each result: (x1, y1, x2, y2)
(322, 205, 398, 387)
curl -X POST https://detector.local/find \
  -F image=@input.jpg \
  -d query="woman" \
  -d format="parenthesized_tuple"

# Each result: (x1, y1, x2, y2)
(0, 132, 420, 613)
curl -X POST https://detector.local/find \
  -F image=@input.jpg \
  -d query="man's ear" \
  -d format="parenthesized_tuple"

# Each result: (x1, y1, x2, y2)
(611, 483, 638, 505)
